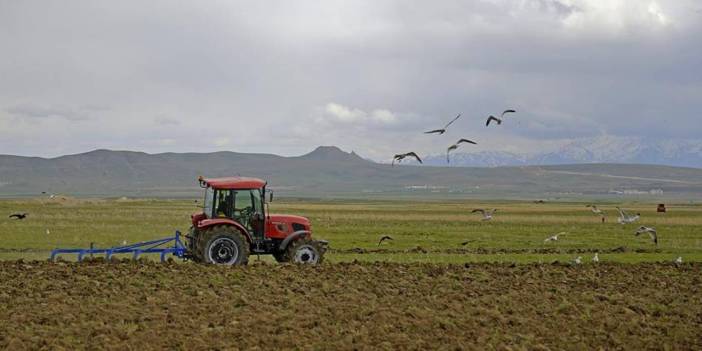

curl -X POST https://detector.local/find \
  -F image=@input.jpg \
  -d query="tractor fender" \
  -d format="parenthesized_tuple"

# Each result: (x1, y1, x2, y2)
(278, 230, 310, 251)
(197, 218, 253, 243)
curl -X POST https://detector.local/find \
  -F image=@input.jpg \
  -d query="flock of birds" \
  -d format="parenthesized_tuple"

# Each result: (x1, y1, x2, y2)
(392, 109, 516, 166)
(376, 204, 683, 264)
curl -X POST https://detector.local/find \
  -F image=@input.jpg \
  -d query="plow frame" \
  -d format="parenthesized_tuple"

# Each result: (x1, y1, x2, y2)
(50, 230, 187, 262)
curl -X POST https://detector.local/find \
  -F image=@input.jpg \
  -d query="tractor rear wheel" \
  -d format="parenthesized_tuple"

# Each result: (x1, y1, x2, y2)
(198, 225, 249, 265)
(286, 239, 325, 264)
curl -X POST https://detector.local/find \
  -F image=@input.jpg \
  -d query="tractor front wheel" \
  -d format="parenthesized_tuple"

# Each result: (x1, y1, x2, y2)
(286, 239, 325, 264)
(199, 226, 249, 265)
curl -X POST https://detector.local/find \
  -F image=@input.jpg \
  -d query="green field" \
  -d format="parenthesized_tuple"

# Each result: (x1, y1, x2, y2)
(1, 197, 701, 263)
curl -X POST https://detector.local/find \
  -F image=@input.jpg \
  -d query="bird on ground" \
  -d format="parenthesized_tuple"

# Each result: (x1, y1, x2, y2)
(586, 204, 604, 215)
(392, 152, 423, 167)
(544, 232, 567, 243)
(675, 256, 683, 264)
(616, 207, 640, 224)
(485, 109, 516, 127)
(460, 240, 475, 246)
(472, 209, 497, 221)
(45, 229, 50, 235)
(446, 139, 478, 164)
(424, 114, 461, 135)
(592, 253, 599, 263)
(9, 213, 28, 220)
(635, 226, 658, 246)
(378, 235, 394, 246)
(121, 240, 127, 246)
(574, 256, 583, 265)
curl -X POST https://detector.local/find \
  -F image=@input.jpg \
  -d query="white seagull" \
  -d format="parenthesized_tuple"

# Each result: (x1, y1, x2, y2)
(446, 139, 478, 164)
(574, 256, 583, 265)
(616, 207, 640, 224)
(544, 232, 567, 243)
(592, 253, 599, 263)
(586, 204, 604, 215)
(635, 226, 658, 246)
(485, 109, 516, 127)
(425, 114, 461, 135)
(472, 209, 497, 221)
(675, 256, 683, 264)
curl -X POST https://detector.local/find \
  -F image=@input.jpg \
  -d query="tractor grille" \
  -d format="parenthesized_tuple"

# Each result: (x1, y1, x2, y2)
(292, 223, 306, 232)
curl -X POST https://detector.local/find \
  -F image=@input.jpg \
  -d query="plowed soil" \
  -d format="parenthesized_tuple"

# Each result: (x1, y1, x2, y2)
(1, 261, 701, 350)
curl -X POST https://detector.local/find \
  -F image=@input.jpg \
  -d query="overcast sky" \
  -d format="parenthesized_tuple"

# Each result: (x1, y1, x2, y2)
(0, 0, 700, 161)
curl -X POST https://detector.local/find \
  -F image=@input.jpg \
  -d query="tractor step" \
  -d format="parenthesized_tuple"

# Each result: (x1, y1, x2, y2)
(50, 230, 187, 262)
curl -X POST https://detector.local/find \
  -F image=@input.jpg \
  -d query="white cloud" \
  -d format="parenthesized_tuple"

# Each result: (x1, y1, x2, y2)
(319, 103, 400, 126)
(323, 103, 367, 123)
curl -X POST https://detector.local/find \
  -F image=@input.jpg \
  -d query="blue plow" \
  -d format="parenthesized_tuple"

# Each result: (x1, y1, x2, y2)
(50, 230, 187, 262)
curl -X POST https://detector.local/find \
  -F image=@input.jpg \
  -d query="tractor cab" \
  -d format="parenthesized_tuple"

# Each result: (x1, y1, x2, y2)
(200, 177, 267, 239)
(188, 176, 326, 265)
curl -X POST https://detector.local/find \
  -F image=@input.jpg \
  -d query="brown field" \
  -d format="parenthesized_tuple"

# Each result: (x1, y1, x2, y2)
(1, 260, 701, 350)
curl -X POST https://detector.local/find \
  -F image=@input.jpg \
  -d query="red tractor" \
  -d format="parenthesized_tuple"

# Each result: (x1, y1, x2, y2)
(187, 176, 327, 265)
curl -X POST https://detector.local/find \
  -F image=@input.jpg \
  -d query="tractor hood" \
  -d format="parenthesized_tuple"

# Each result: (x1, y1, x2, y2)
(268, 214, 310, 227)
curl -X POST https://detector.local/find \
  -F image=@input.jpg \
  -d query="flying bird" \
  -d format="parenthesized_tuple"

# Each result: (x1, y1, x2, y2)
(616, 207, 640, 224)
(446, 139, 478, 163)
(460, 240, 475, 246)
(635, 226, 658, 246)
(378, 235, 394, 246)
(586, 204, 604, 215)
(392, 152, 423, 167)
(592, 253, 599, 263)
(544, 232, 567, 243)
(9, 213, 28, 220)
(472, 209, 497, 221)
(485, 109, 516, 127)
(424, 114, 461, 135)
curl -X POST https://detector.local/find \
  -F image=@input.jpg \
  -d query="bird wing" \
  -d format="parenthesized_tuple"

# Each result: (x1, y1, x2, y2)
(406, 152, 423, 164)
(486, 116, 500, 126)
(457, 139, 477, 145)
(501, 109, 516, 118)
(443, 114, 461, 129)
(424, 129, 444, 134)
(9, 214, 18, 218)
(472, 209, 486, 214)
(648, 231, 657, 244)
(616, 207, 627, 217)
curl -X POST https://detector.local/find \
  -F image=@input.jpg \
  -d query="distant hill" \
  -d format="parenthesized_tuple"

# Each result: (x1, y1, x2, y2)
(424, 136, 702, 168)
(1, 146, 702, 199)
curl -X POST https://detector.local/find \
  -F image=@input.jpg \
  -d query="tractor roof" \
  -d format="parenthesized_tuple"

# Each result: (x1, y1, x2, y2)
(201, 177, 266, 190)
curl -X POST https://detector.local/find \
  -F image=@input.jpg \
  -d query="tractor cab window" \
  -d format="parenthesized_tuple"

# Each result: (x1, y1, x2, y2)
(232, 189, 264, 236)
(232, 190, 254, 224)
(214, 189, 234, 218)
(203, 187, 215, 218)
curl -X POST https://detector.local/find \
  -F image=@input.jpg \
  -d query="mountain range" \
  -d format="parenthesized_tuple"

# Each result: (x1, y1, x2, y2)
(425, 136, 702, 168)
(1, 146, 701, 199)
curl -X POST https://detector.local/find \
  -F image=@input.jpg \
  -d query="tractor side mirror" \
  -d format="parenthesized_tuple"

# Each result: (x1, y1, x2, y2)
(268, 191, 274, 203)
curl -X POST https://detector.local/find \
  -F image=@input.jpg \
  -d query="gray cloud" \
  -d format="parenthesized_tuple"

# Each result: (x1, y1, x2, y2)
(0, 0, 699, 159)
(6, 104, 94, 121)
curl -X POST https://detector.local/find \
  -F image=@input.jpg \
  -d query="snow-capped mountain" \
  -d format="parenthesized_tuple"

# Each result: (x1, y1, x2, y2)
(425, 136, 702, 168)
